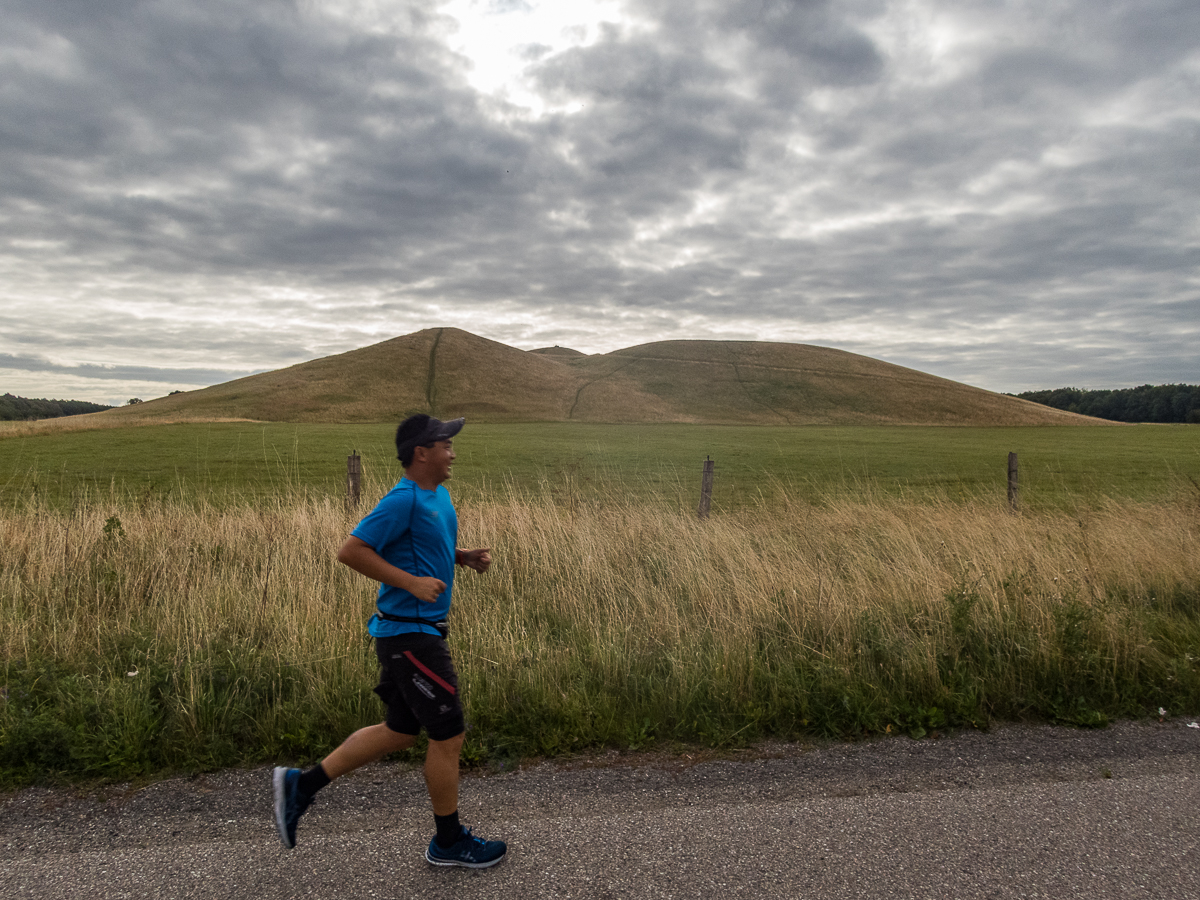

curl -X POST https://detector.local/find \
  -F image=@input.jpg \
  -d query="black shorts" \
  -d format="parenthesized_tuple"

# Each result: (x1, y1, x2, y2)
(373, 633, 466, 742)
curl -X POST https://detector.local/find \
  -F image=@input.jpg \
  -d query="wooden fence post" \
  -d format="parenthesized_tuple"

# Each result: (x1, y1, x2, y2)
(1007, 451, 1019, 511)
(347, 451, 362, 509)
(698, 456, 714, 519)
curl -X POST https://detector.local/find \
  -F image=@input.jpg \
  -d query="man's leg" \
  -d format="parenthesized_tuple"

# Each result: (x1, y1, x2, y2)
(424, 731, 464, 816)
(371, 635, 506, 867)
(422, 731, 506, 868)
(273, 723, 415, 849)
(322, 723, 417, 779)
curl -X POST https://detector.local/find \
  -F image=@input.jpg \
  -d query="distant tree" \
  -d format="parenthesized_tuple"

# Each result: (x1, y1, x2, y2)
(1016, 384, 1200, 423)
(127, 398, 143, 405)
(0, 393, 114, 421)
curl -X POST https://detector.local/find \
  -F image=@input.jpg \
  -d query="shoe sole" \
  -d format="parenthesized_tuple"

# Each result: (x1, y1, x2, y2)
(425, 848, 506, 869)
(272, 766, 295, 849)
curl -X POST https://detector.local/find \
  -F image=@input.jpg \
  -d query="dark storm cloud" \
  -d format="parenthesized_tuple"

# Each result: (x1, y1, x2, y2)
(0, 0, 1196, 401)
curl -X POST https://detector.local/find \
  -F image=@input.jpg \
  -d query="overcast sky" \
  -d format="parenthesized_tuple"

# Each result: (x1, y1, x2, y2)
(2, 0, 1197, 406)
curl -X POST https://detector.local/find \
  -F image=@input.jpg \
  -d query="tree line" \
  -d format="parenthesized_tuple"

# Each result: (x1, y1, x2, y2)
(0, 393, 114, 421)
(1014, 384, 1200, 423)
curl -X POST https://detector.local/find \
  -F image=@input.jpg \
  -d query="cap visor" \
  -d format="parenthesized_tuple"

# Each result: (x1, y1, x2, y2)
(433, 417, 464, 441)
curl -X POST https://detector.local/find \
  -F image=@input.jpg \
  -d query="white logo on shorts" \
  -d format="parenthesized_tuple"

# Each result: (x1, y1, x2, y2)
(412, 674, 436, 699)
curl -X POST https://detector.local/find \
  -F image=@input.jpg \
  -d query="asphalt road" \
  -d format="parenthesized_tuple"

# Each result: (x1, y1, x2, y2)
(3, 719, 1199, 899)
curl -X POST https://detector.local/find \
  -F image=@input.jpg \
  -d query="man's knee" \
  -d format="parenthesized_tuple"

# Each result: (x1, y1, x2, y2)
(380, 723, 419, 751)
(427, 731, 465, 756)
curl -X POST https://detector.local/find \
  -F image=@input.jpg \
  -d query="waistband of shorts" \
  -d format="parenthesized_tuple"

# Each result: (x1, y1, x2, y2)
(375, 631, 445, 651)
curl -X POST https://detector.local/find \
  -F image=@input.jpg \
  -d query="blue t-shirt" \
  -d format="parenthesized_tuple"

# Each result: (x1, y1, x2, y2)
(351, 478, 458, 638)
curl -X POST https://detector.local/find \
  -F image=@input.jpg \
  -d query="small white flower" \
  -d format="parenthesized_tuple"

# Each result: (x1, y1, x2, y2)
(126, 667, 138, 677)
(1159, 707, 1167, 717)
(1188, 723, 1199, 730)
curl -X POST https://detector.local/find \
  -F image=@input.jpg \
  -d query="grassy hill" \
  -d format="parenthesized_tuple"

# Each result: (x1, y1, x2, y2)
(66, 327, 1094, 426)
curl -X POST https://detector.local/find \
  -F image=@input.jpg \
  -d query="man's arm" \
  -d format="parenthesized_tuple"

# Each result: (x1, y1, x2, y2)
(455, 548, 492, 573)
(337, 535, 446, 603)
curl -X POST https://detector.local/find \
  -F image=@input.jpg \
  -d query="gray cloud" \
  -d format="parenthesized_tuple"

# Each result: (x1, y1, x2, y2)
(0, 0, 1196, 403)
(0, 353, 260, 385)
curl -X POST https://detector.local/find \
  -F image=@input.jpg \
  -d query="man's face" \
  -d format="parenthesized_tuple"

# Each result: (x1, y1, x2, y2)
(421, 439, 456, 483)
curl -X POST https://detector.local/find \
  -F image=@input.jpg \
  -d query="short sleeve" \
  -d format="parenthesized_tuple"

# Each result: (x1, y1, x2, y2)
(352, 482, 415, 551)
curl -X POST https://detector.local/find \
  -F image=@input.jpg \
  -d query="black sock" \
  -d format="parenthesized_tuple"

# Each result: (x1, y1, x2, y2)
(297, 764, 331, 799)
(435, 810, 462, 847)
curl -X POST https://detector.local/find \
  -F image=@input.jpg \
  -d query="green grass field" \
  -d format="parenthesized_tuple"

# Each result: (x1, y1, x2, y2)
(2, 422, 1198, 509)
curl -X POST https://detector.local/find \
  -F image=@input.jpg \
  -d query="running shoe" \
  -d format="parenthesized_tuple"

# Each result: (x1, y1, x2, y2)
(425, 827, 507, 868)
(272, 766, 313, 849)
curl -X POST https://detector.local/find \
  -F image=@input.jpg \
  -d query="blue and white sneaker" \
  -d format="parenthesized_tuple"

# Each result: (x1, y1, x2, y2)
(272, 766, 313, 849)
(425, 827, 507, 868)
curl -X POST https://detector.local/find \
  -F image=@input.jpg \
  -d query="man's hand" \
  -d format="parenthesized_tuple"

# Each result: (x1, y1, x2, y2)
(409, 576, 448, 603)
(457, 548, 492, 573)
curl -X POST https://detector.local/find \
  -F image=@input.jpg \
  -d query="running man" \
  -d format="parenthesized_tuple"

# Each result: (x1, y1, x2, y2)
(272, 414, 506, 868)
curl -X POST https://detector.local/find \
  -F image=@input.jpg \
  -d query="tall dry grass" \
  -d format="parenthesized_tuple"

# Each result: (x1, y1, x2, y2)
(0, 414, 256, 439)
(2, 480, 1199, 782)
(459, 485, 1200, 745)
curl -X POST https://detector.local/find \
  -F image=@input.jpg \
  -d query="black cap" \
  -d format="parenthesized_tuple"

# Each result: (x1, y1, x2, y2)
(395, 415, 464, 460)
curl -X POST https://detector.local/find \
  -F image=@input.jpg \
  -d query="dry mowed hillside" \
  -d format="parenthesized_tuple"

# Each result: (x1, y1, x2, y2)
(67, 327, 1094, 428)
